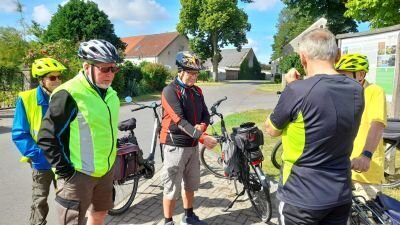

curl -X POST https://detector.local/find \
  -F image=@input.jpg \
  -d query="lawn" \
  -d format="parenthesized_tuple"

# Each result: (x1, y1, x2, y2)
(208, 109, 400, 200)
(256, 81, 283, 93)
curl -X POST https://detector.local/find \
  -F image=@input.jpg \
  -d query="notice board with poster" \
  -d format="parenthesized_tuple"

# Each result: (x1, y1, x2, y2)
(337, 25, 400, 117)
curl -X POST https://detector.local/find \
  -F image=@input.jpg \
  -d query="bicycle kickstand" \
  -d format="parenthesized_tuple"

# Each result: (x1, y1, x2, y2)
(222, 187, 246, 212)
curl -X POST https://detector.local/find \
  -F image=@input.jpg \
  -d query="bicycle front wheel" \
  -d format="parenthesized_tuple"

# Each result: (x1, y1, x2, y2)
(200, 144, 225, 178)
(109, 177, 139, 215)
(246, 173, 272, 223)
(271, 140, 283, 169)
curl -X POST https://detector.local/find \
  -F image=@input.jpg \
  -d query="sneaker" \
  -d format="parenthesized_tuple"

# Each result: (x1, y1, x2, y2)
(181, 213, 208, 225)
(164, 221, 175, 225)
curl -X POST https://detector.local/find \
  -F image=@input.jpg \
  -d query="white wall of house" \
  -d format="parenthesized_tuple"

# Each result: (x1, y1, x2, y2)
(124, 57, 157, 65)
(158, 35, 190, 70)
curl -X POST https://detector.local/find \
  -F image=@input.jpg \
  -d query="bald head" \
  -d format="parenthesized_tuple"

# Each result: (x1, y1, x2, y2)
(299, 28, 338, 62)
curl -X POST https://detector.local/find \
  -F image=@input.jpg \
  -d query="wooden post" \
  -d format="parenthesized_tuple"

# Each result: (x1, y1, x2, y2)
(392, 33, 400, 118)
(21, 67, 36, 91)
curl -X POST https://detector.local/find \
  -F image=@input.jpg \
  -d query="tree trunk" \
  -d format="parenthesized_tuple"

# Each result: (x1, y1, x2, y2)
(211, 32, 219, 81)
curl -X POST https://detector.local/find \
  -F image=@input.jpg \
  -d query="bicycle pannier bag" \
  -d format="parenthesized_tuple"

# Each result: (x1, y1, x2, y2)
(232, 122, 264, 161)
(114, 144, 140, 181)
(222, 139, 242, 178)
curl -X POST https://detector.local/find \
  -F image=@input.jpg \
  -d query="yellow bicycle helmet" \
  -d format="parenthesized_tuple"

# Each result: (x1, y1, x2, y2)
(32, 57, 66, 78)
(335, 54, 369, 73)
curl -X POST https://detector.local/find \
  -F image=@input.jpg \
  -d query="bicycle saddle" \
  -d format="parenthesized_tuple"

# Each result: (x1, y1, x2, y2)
(118, 118, 136, 131)
(383, 118, 400, 142)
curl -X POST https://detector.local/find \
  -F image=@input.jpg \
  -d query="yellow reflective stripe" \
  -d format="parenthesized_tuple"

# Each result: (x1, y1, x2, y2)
(19, 89, 42, 142)
(267, 116, 282, 131)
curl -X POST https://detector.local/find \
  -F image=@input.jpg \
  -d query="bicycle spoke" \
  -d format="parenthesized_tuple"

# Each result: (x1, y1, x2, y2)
(200, 145, 226, 178)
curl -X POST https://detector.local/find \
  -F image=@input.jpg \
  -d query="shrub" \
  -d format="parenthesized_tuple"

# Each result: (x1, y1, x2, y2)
(140, 63, 169, 91)
(278, 54, 305, 78)
(274, 73, 282, 84)
(198, 70, 211, 81)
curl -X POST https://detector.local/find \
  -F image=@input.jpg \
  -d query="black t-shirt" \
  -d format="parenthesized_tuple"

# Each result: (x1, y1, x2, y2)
(269, 74, 364, 209)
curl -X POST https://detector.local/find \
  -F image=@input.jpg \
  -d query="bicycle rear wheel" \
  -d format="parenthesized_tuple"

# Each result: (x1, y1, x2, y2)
(246, 173, 272, 223)
(109, 177, 139, 215)
(200, 144, 225, 178)
(271, 140, 283, 169)
(382, 142, 400, 188)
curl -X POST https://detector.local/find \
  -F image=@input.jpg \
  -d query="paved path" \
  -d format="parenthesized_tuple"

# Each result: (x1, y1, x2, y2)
(105, 167, 280, 225)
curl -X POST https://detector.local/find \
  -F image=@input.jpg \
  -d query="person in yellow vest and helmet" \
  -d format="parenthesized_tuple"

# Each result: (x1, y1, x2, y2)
(12, 57, 66, 225)
(37, 39, 121, 225)
(335, 53, 387, 199)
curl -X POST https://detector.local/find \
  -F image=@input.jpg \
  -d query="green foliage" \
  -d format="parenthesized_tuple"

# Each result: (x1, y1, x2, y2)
(177, 0, 251, 80)
(140, 63, 169, 91)
(0, 27, 28, 68)
(260, 63, 271, 71)
(278, 54, 305, 77)
(282, 0, 357, 35)
(198, 70, 211, 82)
(345, 0, 400, 28)
(273, 73, 282, 84)
(238, 57, 263, 80)
(23, 39, 81, 81)
(271, 7, 313, 60)
(43, 0, 125, 50)
(116, 61, 143, 97)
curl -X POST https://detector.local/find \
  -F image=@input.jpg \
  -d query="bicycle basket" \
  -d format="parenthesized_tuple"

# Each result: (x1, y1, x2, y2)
(114, 143, 140, 182)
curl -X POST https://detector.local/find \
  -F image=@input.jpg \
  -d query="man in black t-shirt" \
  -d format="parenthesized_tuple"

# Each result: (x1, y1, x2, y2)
(265, 28, 364, 225)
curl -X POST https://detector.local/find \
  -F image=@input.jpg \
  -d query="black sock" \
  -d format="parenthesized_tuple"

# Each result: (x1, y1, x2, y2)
(165, 218, 173, 224)
(184, 208, 194, 216)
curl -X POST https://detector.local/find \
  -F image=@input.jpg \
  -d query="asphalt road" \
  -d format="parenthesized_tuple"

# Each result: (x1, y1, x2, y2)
(0, 80, 278, 225)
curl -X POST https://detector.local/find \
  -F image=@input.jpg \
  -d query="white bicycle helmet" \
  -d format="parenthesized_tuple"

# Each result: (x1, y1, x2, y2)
(78, 39, 121, 64)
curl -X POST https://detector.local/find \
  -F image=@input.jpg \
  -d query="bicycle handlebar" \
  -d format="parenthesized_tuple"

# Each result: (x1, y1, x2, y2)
(131, 102, 161, 112)
(210, 96, 227, 114)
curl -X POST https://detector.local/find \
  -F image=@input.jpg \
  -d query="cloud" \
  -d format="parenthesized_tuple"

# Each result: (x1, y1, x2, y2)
(244, 38, 259, 53)
(247, 0, 278, 11)
(32, 5, 52, 25)
(93, 0, 169, 28)
(0, 0, 18, 12)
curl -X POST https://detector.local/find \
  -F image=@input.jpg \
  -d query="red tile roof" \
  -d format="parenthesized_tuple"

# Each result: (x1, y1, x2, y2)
(121, 32, 181, 58)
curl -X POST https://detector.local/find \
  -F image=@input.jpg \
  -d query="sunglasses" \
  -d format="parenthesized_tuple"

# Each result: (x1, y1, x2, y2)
(93, 64, 120, 73)
(47, 76, 62, 81)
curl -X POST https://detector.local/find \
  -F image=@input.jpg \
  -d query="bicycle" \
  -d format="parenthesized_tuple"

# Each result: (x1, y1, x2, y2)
(199, 97, 272, 223)
(271, 118, 400, 188)
(109, 99, 163, 215)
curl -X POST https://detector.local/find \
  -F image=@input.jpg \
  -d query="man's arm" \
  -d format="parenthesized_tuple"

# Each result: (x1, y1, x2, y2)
(265, 116, 282, 137)
(37, 90, 77, 179)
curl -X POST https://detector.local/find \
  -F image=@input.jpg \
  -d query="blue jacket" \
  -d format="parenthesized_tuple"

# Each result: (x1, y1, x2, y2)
(12, 86, 51, 170)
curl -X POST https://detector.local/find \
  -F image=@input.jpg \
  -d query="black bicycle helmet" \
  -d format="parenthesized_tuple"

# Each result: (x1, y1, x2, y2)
(78, 39, 121, 64)
(176, 51, 202, 71)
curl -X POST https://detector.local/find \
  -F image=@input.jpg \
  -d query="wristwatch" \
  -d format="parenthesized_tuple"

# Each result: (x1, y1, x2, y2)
(361, 150, 373, 159)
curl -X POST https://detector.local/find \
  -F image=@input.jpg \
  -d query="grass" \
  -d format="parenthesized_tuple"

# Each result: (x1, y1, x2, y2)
(209, 109, 400, 200)
(256, 81, 283, 93)
(196, 81, 225, 86)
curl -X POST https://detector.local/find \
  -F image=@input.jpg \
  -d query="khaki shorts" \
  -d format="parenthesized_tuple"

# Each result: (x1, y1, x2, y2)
(55, 168, 114, 225)
(161, 145, 200, 200)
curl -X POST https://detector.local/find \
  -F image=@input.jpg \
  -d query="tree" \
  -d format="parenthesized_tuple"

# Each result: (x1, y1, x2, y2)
(345, 0, 400, 28)
(43, 0, 124, 50)
(282, 0, 357, 35)
(271, 7, 313, 60)
(177, 0, 251, 81)
(0, 27, 27, 68)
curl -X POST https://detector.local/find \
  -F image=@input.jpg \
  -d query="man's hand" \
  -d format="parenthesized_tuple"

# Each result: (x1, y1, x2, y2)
(351, 156, 371, 173)
(195, 123, 206, 132)
(203, 135, 218, 149)
(285, 68, 300, 84)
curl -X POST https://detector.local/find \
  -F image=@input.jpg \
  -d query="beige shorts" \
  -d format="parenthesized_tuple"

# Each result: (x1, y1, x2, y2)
(55, 168, 114, 225)
(161, 145, 201, 200)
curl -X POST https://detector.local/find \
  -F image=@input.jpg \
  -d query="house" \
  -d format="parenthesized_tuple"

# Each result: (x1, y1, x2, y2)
(121, 32, 189, 70)
(203, 48, 258, 80)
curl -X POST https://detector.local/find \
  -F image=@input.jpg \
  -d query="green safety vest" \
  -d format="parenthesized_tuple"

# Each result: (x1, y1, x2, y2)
(53, 72, 120, 177)
(19, 88, 42, 142)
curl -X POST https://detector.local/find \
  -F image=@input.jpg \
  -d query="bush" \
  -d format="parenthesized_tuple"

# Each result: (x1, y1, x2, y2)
(198, 70, 211, 81)
(116, 61, 143, 97)
(278, 54, 305, 78)
(140, 63, 169, 91)
(238, 58, 263, 80)
(274, 73, 282, 84)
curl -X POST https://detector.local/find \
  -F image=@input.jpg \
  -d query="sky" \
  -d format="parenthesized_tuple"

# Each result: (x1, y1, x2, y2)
(0, 0, 368, 64)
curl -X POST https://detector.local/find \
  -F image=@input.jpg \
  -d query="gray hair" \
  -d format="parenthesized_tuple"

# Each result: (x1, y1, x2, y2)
(298, 28, 338, 61)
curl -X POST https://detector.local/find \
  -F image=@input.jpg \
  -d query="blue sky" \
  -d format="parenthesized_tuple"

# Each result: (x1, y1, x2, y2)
(0, 0, 367, 63)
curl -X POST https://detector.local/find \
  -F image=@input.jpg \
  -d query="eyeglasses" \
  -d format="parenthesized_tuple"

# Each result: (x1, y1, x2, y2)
(47, 76, 62, 81)
(186, 70, 199, 76)
(93, 64, 120, 73)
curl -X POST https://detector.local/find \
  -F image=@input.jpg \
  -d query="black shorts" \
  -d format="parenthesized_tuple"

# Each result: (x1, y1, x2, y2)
(278, 201, 352, 225)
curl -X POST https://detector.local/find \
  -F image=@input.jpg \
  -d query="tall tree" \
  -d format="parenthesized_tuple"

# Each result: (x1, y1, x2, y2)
(177, 0, 251, 81)
(0, 27, 27, 68)
(43, 0, 124, 50)
(271, 7, 313, 60)
(345, 0, 400, 28)
(282, 0, 357, 34)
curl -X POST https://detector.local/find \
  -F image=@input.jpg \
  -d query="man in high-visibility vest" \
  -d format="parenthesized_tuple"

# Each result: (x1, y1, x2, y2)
(12, 57, 66, 225)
